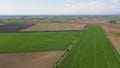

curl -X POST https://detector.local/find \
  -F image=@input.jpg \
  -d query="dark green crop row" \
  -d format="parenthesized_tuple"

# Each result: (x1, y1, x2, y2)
(58, 24, 120, 68)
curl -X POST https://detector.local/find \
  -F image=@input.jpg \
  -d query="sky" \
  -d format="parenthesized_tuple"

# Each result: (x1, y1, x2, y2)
(0, 0, 120, 15)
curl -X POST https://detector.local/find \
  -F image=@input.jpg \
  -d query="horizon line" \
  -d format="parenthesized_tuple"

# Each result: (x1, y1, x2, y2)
(0, 14, 120, 16)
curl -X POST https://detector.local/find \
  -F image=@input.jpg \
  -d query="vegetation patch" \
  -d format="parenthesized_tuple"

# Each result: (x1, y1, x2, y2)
(0, 32, 78, 53)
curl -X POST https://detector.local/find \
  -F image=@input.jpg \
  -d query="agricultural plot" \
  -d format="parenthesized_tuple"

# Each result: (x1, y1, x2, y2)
(109, 25, 120, 33)
(102, 24, 120, 55)
(0, 32, 77, 53)
(109, 36, 120, 55)
(32, 17, 76, 23)
(58, 24, 120, 68)
(0, 24, 36, 32)
(0, 51, 63, 68)
(21, 23, 86, 32)
(4, 20, 33, 24)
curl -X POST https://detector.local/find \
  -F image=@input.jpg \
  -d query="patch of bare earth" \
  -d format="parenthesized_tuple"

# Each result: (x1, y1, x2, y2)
(0, 51, 63, 68)
(102, 24, 120, 54)
(109, 25, 120, 33)
(21, 23, 86, 32)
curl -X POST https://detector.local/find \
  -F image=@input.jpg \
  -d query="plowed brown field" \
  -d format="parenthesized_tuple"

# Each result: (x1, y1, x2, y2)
(21, 23, 86, 32)
(0, 51, 63, 68)
(0, 24, 36, 32)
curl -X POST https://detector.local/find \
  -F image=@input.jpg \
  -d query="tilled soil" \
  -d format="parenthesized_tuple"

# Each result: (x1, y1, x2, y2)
(0, 24, 36, 32)
(21, 23, 86, 32)
(0, 51, 63, 68)
(102, 24, 120, 33)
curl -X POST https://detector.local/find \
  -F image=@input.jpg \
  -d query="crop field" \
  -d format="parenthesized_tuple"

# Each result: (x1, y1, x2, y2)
(0, 15, 120, 68)
(0, 51, 63, 68)
(0, 24, 36, 32)
(21, 23, 86, 32)
(102, 24, 120, 55)
(0, 32, 78, 53)
(58, 24, 120, 68)
(4, 20, 32, 24)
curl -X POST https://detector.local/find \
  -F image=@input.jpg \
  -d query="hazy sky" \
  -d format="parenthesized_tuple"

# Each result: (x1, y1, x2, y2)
(0, 0, 120, 15)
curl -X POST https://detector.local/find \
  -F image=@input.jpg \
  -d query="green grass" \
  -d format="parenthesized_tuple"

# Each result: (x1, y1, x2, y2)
(33, 17, 76, 23)
(0, 32, 78, 53)
(59, 24, 120, 68)
(4, 20, 31, 24)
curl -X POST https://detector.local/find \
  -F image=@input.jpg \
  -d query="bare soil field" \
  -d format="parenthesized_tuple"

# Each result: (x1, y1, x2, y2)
(102, 24, 120, 33)
(109, 25, 120, 33)
(21, 23, 86, 32)
(102, 24, 120, 54)
(0, 24, 36, 32)
(0, 51, 63, 68)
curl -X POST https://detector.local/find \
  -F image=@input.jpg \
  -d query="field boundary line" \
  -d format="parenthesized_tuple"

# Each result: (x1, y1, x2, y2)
(53, 31, 81, 68)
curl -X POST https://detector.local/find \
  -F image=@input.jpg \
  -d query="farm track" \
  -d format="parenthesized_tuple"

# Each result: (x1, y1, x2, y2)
(59, 24, 120, 68)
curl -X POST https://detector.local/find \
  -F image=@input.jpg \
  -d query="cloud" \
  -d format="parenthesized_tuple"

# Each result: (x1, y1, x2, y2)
(63, 0, 120, 14)
(0, 0, 120, 14)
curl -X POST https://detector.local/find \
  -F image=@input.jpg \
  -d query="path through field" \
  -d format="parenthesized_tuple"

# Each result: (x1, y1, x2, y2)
(59, 24, 120, 68)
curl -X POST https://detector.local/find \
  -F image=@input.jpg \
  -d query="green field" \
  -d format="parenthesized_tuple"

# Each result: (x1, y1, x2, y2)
(4, 20, 31, 24)
(59, 24, 120, 68)
(0, 32, 78, 53)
